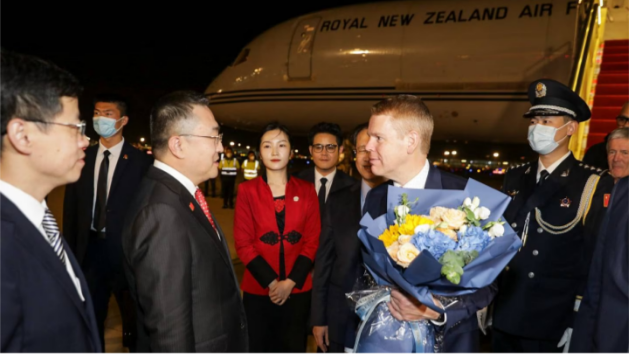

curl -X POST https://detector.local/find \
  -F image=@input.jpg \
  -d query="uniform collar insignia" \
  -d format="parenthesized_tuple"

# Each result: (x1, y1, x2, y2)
(561, 169, 570, 177)
(560, 197, 571, 208)
(525, 166, 531, 174)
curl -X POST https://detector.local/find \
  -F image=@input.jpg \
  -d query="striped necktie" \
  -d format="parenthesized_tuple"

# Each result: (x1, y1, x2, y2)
(42, 208, 66, 266)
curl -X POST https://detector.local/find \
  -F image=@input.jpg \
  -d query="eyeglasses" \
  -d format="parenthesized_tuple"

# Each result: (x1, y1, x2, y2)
(28, 119, 86, 136)
(180, 133, 223, 146)
(353, 147, 368, 155)
(616, 115, 629, 123)
(312, 143, 338, 153)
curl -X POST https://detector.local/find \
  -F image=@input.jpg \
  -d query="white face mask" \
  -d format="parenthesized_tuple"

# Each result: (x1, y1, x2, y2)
(527, 122, 570, 155)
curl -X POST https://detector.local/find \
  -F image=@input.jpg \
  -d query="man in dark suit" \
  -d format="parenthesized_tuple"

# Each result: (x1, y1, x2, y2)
(311, 123, 385, 352)
(63, 94, 152, 351)
(362, 95, 497, 352)
(570, 176, 628, 352)
(122, 91, 247, 352)
(492, 79, 601, 352)
(582, 101, 629, 170)
(1, 50, 101, 352)
(296, 122, 356, 224)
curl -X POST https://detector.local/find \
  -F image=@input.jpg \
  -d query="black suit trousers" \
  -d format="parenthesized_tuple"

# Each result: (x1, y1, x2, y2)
(83, 238, 135, 351)
(222, 176, 236, 206)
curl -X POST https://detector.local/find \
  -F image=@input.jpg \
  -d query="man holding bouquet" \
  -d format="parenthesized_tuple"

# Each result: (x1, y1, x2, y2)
(492, 79, 601, 352)
(363, 94, 498, 352)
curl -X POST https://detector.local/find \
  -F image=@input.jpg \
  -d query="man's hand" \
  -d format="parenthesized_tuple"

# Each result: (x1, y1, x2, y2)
(313, 325, 329, 352)
(269, 279, 295, 305)
(388, 289, 441, 321)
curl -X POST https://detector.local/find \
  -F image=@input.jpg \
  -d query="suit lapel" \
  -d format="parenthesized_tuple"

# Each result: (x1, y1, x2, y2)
(517, 156, 575, 221)
(83, 145, 98, 206)
(108, 142, 131, 197)
(2, 198, 94, 332)
(425, 165, 443, 189)
(179, 190, 231, 267)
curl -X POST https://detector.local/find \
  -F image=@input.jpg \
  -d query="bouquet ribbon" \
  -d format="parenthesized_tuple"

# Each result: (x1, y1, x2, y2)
(353, 287, 426, 353)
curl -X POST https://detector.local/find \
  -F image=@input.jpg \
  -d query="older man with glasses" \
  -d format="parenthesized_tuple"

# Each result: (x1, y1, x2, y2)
(583, 101, 629, 170)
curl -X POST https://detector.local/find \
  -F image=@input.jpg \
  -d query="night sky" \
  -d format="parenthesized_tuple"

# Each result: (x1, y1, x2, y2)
(3, 0, 373, 147)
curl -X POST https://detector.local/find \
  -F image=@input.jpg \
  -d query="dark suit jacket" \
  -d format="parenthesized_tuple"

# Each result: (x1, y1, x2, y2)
(295, 167, 356, 224)
(582, 133, 609, 170)
(1, 196, 101, 352)
(363, 165, 497, 353)
(311, 180, 364, 348)
(571, 176, 628, 352)
(63, 140, 153, 268)
(122, 167, 248, 352)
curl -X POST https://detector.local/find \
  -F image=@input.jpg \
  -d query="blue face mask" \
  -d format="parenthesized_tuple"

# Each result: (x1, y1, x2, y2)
(93, 116, 123, 138)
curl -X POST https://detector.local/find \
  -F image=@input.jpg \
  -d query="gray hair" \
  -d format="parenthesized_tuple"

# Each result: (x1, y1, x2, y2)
(607, 127, 629, 151)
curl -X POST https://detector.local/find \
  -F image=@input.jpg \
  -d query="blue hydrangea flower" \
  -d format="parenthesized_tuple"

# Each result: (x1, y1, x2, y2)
(455, 226, 491, 253)
(411, 229, 457, 260)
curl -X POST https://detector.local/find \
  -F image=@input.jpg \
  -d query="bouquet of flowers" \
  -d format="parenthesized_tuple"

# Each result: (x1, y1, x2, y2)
(347, 179, 521, 353)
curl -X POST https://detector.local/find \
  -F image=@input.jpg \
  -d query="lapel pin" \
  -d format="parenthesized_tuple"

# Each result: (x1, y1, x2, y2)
(294, 196, 299, 202)
(507, 190, 519, 197)
(560, 197, 571, 208)
(123, 154, 128, 160)
(525, 166, 531, 174)
(189, 202, 195, 211)
(561, 169, 570, 177)
(604, 194, 610, 207)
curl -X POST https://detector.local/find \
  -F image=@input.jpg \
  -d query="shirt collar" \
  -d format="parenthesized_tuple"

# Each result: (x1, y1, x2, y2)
(153, 160, 197, 196)
(97, 137, 125, 157)
(393, 160, 430, 189)
(0, 180, 46, 229)
(315, 167, 336, 185)
(537, 151, 571, 176)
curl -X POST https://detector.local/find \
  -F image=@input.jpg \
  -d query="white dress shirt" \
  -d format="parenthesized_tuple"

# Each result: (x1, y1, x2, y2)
(0, 180, 85, 301)
(315, 168, 337, 202)
(91, 138, 125, 231)
(393, 160, 430, 189)
(537, 151, 571, 183)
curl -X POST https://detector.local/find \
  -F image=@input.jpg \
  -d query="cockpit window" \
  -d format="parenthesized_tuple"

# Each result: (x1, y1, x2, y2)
(232, 48, 250, 66)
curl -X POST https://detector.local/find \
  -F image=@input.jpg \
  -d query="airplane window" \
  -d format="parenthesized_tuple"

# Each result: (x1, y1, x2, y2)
(232, 48, 250, 66)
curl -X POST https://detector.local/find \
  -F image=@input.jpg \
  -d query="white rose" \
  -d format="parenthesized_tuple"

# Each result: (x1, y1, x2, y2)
(397, 243, 420, 268)
(459, 224, 468, 235)
(387, 241, 400, 261)
(414, 224, 431, 235)
(463, 197, 473, 209)
(441, 209, 467, 230)
(395, 205, 410, 219)
(477, 207, 491, 220)
(488, 223, 505, 238)
(398, 234, 412, 245)
(472, 197, 480, 209)
(430, 207, 449, 224)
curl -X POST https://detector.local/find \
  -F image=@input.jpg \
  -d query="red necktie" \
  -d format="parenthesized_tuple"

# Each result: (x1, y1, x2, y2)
(194, 188, 220, 239)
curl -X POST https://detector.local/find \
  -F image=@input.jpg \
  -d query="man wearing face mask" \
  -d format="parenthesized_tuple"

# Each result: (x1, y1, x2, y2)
(491, 79, 602, 353)
(63, 94, 153, 351)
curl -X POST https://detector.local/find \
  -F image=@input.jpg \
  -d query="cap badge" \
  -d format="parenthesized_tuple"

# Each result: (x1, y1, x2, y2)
(535, 82, 547, 98)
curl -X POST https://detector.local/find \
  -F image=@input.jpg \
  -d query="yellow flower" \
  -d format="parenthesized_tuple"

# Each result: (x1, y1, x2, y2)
(379, 225, 400, 248)
(398, 214, 435, 236)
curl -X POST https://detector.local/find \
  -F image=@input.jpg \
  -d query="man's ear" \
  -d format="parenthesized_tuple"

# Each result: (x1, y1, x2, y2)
(168, 135, 185, 159)
(407, 130, 420, 154)
(120, 116, 129, 127)
(339, 144, 344, 155)
(6, 118, 34, 155)
(567, 120, 578, 136)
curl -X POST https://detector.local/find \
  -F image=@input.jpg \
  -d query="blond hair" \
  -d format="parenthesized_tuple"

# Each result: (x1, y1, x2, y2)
(371, 95, 434, 154)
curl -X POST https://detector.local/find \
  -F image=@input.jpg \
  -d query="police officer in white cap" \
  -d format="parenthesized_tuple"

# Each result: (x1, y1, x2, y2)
(491, 79, 604, 352)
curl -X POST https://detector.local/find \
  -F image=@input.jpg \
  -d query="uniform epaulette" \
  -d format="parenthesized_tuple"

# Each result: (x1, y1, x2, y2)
(577, 162, 604, 173)
(509, 161, 531, 170)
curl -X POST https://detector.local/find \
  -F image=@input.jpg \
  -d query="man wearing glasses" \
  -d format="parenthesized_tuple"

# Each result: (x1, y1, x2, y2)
(63, 94, 152, 351)
(1, 51, 101, 352)
(582, 101, 629, 170)
(296, 122, 356, 223)
(122, 91, 247, 352)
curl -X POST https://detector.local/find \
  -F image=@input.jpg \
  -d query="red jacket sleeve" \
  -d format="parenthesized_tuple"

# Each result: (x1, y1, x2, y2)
(300, 183, 321, 261)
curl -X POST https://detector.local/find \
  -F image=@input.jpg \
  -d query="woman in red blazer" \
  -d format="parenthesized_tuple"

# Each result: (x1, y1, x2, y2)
(234, 122, 320, 352)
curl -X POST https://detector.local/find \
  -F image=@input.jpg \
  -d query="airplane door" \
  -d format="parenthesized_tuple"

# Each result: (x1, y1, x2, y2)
(287, 17, 320, 79)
